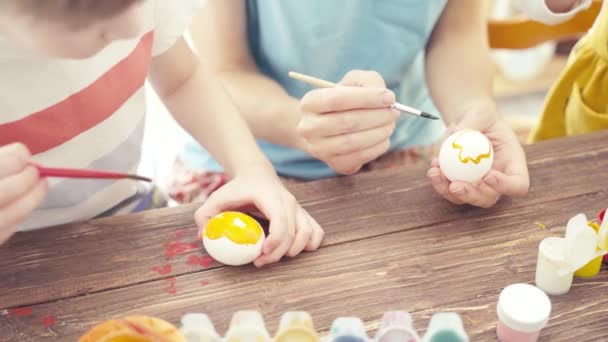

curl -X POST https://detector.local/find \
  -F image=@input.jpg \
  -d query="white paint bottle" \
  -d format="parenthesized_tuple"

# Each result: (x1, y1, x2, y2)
(535, 237, 574, 295)
(224, 310, 272, 342)
(535, 214, 604, 295)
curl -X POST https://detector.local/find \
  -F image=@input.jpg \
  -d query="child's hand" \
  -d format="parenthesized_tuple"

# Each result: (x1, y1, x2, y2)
(0, 143, 48, 245)
(195, 169, 325, 268)
(297, 70, 399, 175)
(427, 113, 529, 208)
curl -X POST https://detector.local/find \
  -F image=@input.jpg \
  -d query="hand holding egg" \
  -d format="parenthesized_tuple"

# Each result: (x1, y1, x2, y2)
(194, 173, 325, 267)
(428, 113, 529, 208)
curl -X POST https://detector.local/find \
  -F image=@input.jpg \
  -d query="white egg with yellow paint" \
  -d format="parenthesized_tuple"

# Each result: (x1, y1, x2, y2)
(202, 212, 265, 266)
(439, 129, 493, 184)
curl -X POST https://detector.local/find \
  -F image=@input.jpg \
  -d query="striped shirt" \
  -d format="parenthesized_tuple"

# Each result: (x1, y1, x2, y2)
(0, 0, 202, 231)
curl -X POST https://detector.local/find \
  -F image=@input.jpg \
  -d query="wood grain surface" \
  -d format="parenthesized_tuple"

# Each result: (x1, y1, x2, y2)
(1, 131, 608, 341)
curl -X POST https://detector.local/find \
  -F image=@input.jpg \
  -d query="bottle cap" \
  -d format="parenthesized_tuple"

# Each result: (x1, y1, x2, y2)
(180, 313, 221, 341)
(497, 284, 551, 333)
(328, 317, 368, 341)
(423, 312, 469, 342)
(275, 311, 319, 342)
(225, 310, 271, 341)
(375, 311, 420, 342)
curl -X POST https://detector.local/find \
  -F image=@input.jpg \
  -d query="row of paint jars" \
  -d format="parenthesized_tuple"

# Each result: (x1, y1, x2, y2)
(181, 285, 552, 342)
(181, 310, 469, 342)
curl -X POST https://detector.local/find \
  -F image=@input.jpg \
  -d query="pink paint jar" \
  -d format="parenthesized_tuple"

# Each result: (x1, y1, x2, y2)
(496, 284, 551, 342)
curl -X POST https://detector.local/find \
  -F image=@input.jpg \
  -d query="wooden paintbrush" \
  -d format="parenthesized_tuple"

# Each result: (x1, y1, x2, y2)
(288, 71, 439, 120)
(32, 164, 152, 182)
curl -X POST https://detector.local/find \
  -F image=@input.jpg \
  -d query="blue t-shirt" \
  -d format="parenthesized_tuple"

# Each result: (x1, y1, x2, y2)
(181, 0, 447, 180)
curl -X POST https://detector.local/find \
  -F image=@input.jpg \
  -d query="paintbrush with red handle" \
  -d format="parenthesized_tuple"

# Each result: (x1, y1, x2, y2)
(31, 163, 152, 182)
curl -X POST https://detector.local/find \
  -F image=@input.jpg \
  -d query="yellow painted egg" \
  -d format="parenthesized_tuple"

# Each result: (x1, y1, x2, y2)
(202, 212, 265, 266)
(439, 129, 493, 184)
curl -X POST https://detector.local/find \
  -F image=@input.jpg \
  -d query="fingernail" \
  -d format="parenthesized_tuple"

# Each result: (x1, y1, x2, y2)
(427, 169, 440, 178)
(451, 186, 465, 194)
(382, 91, 395, 105)
(484, 175, 498, 186)
(427, 171, 442, 185)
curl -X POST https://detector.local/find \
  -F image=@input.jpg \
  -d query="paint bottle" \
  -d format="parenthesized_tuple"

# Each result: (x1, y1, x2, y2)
(496, 284, 551, 342)
(535, 237, 574, 295)
(374, 311, 421, 342)
(275, 311, 320, 342)
(574, 222, 608, 279)
(180, 313, 222, 342)
(574, 222, 605, 278)
(327, 317, 368, 342)
(596, 208, 608, 263)
(224, 310, 271, 342)
(536, 214, 605, 294)
(423, 312, 469, 342)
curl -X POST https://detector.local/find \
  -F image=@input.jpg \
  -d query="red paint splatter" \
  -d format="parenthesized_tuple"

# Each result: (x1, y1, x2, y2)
(8, 307, 32, 317)
(186, 255, 214, 268)
(174, 229, 191, 239)
(151, 264, 172, 275)
(200, 280, 210, 286)
(163, 277, 177, 295)
(164, 241, 200, 259)
(42, 315, 56, 328)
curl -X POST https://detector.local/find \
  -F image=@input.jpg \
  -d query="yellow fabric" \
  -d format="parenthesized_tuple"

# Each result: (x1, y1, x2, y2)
(529, 3, 608, 142)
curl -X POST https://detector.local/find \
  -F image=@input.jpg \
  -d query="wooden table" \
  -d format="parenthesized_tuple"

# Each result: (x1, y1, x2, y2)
(1, 132, 608, 341)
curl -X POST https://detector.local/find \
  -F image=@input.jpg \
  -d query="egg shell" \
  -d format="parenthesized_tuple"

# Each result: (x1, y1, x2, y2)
(203, 234, 264, 266)
(438, 129, 493, 184)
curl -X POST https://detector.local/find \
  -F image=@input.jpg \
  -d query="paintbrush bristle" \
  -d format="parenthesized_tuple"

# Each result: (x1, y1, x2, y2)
(421, 112, 440, 120)
(129, 175, 153, 182)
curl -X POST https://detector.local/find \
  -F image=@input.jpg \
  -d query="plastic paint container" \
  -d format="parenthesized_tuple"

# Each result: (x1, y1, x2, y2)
(275, 311, 319, 342)
(575, 254, 603, 278)
(224, 310, 271, 341)
(375, 311, 420, 342)
(180, 313, 222, 342)
(423, 312, 468, 342)
(328, 317, 368, 342)
(496, 284, 551, 342)
(575, 222, 606, 277)
(535, 237, 574, 295)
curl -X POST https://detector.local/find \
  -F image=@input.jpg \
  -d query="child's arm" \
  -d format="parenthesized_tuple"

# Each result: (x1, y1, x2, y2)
(148, 38, 324, 267)
(521, 0, 592, 25)
(424, 0, 529, 208)
(188, 1, 304, 150)
(0, 143, 47, 245)
(149, 38, 270, 179)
